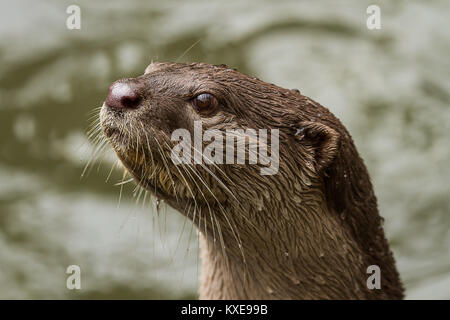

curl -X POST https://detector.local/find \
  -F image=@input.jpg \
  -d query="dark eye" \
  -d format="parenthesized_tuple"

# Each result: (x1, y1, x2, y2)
(192, 93, 218, 112)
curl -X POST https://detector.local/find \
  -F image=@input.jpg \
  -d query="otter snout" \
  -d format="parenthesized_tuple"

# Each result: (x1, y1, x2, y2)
(105, 81, 141, 110)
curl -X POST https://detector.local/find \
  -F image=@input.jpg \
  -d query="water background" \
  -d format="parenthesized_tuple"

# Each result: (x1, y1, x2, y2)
(0, 0, 449, 299)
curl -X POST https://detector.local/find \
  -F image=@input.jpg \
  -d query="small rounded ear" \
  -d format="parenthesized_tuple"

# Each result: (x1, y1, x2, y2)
(295, 121, 340, 173)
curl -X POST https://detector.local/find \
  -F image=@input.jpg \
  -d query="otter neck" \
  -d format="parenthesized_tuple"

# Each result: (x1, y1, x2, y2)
(194, 191, 383, 299)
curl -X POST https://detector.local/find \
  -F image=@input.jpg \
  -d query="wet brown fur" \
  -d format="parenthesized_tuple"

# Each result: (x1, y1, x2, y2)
(99, 62, 404, 299)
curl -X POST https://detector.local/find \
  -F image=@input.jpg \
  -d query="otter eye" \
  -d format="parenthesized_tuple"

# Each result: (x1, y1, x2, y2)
(192, 93, 218, 112)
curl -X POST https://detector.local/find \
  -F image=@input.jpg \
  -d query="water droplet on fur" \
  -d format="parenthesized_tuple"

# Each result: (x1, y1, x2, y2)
(257, 204, 263, 212)
(304, 177, 312, 186)
(319, 252, 325, 258)
(293, 195, 302, 204)
(284, 252, 289, 257)
(156, 198, 161, 214)
(315, 275, 326, 285)
(256, 198, 264, 211)
(265, 287, 274, 294)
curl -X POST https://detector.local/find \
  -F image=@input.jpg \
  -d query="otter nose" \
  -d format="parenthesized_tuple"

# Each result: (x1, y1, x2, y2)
(105, 81, 141, 110)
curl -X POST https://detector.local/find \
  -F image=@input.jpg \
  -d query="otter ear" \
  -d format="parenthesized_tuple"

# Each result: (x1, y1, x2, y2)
(295, 121, 340, 172)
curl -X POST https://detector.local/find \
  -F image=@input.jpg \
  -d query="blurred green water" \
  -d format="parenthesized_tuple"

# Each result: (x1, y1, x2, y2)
(0, 0, 449, 299)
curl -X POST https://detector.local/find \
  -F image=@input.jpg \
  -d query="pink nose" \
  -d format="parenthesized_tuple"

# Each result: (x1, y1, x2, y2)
(105, 81, 141, 110)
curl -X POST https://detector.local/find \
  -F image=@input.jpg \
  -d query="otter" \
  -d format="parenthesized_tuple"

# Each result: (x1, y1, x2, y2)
(99, 62, 404, 299)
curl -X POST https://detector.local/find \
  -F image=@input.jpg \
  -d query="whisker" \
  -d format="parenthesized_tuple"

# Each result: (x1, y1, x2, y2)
(176, 39, 201, 62)
(114, 177, 134, 186)
(152, 130, 179, 202)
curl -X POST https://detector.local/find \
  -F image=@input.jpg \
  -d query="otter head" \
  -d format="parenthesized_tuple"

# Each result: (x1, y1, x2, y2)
(100, 62, 341, 222)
